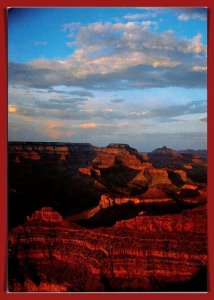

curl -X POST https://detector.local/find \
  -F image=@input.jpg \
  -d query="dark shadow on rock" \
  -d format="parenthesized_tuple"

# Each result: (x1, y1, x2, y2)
(77, 201, 183, 228)
(154, 265, 207, 292)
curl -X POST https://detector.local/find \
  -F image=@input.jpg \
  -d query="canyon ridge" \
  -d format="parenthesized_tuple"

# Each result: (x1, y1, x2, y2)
(8, 142, 207, 292)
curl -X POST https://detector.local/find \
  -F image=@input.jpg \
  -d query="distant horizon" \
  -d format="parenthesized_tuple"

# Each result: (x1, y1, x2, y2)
(7, 140, 207, 152)
(8, 7, 207, 150)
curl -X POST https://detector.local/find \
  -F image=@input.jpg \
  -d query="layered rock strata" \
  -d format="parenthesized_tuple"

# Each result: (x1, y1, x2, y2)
(8, 205, 207, 292)
(8, 142, 207, 292)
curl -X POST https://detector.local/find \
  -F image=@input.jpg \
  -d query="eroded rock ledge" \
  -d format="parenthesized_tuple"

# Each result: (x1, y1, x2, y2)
(8, 205, 207, 292)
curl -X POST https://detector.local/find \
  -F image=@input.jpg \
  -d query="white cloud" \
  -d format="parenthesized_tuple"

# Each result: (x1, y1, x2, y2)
(129, 111, 149, 116)
(178, 14, 190, 21)
(9, 21, 207, 90)
(192, 65, 207, 72)
(135, 7, 207, 22)
(141, 20, 159, 30)
(123, 12, 157, 20)
(178, 12, 207, 22)
(186, 34, 205, 54)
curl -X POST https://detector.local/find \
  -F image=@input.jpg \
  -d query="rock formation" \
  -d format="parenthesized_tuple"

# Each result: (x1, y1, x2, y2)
(8, 205, 207, 292)
(27, 207, 63, 223)
(8, 142, 207, 292)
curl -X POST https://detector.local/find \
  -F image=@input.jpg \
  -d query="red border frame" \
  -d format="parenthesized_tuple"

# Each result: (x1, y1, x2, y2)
(0, 1, 213, 299)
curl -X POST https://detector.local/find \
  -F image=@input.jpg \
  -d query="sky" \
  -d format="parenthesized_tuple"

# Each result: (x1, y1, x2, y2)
(8, 7, 207, 151)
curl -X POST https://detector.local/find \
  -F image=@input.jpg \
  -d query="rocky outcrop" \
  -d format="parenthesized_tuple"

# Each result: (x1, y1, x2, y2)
(8, 142, 96, 165)
(8, 142, 207, 292)
(8, 142, 207, 228)
(167, 169, 188, 187)
(98, 188, 174, 210)
(79, 166, 101, 177)
(148, 146, 183, 168)
(179, 149, 207, 159)
(99, 194, 141, 209)
(148, 146, 206, 170)
(144, 168, 171, 186)
(8, 143, 206, 171)
(92, 144, 147, 170)
(27, 207, 63, 223)
(127, 171, 148, 191)
(141, 186, 169, 200)
(8, 205, 207, 292)
(176, 185, 207, 207)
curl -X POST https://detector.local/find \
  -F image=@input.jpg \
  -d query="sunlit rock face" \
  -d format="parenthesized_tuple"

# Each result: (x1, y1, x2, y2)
(8, 142, 207, 292)
(27, 207, 63, 223)
(8, 206, 207, 292)
(8, 142, 96, 164)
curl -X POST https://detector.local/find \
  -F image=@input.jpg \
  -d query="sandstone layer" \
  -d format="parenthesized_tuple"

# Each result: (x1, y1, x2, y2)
(8, 142, 207, 292)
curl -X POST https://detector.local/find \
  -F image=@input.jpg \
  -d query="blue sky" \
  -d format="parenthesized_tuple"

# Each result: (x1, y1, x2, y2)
(8, 7, 207, 151)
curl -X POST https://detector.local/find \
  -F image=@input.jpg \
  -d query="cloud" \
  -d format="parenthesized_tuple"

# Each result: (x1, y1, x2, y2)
(8, 101, 207, 150)
(123, 12, 157, 20)
(129, 111, 148, 116)
(49, 97, 87, 104)
(8, 104, 37, 117)
(8, 116, 207, 150)
(8, 85, 94, 116)
(34, 99, 86, 110)
(119, 19, 158, 30)
(199, 116, 207, 122)
(128, 100, 207, 120)
(8, 20, 207, 90)
(46, 89, 94, 97)
(78, 123, 97, 128)
(178, 14, 191, 21)
(8, 8, 207, 149)
(62, 22, 82, 37)
(177, 8, 207, 22)
(186, 34, 205, 54)
(192, 65, 207, 72)
(9, 95, 207, 130)
(67, 90, 94, 97)
(8, 105, 17, 113)
(8, 57, 206, 91)
(44, 121, 73, 139)
(137, 7, 207, 22)
(8, 98, 125, 122)
(111, 98, 125, 103)
(61, 122, 132, 129)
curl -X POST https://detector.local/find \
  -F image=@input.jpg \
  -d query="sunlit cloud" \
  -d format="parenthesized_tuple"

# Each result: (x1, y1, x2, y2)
(78, 123, 97, 128)
(8, 105, 17, 113)
(44, 120, 74, 139)
(192, 65, 207, 72)
(8, 7, 207, 149)
(9, 22, 207, 90)
(129, 111, 149, 116)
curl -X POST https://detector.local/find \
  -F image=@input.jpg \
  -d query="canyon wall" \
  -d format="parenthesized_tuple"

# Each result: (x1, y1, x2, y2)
(8, 142, 207, 292)
(8, 205, 207, 292)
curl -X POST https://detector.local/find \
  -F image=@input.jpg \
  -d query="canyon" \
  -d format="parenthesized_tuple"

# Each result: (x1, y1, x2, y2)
(8, 142, 207, 292)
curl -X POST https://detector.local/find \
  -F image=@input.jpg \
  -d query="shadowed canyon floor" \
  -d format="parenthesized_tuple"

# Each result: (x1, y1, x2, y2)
(8, 142, 207, 292)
